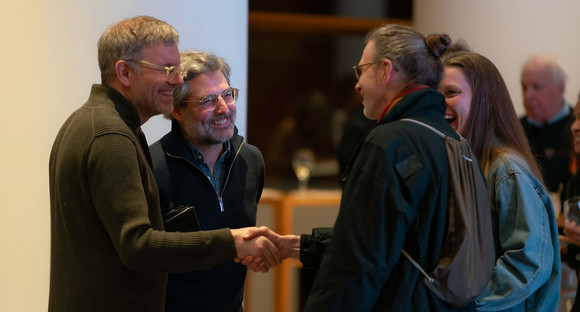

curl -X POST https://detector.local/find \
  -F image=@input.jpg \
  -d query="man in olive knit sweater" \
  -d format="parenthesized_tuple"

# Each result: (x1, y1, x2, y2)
(48, 16, 281, 312)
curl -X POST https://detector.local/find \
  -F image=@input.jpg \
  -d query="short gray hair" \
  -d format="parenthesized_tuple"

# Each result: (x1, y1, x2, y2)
(172, 50, 231, 109)
(97, 16, 179, 85)
(521, 54, 568, 87)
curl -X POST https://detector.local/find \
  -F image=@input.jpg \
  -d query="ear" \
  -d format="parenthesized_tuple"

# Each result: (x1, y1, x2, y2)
(114, 60, 133, 87)
(380, 59, 394, 86)
(171, 104, 184, 121)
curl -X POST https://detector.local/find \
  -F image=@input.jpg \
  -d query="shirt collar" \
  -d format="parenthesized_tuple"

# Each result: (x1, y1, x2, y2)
(186, 140, 231, 164)
(526, 101, 569, 127)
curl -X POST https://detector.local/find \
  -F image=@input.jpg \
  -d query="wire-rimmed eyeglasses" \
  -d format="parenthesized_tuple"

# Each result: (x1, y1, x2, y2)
(353, 62, 377, 80)
(183, 88, 239, 112)
(126, 59, 180, 82)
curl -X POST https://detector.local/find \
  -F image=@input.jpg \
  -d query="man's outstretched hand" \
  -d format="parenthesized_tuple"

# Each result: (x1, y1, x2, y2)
(233, 226, 300, 272)
(231, 227, 284, 272)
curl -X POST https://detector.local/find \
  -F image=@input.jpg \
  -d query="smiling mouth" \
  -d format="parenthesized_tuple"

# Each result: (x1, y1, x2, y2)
(211, 117, 229, 126)
(444, 115, 457, 124)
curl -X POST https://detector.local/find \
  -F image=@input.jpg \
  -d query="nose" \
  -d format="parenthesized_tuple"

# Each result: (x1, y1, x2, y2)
(354, 82, 361, 93)
(213, 96, 231, 113)
(170, 73, 184, 86)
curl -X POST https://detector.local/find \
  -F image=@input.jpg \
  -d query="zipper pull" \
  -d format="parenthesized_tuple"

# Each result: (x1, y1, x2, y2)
(219, 197, 224, 212)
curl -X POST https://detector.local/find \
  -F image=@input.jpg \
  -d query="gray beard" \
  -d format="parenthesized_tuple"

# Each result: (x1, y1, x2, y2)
(199, 135, 229, 146)
(198, 125, 234, 146)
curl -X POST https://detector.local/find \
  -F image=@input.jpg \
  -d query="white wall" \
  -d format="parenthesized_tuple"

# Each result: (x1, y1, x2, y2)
(0, 1, 247, 310)
(414, 0, 580, 115)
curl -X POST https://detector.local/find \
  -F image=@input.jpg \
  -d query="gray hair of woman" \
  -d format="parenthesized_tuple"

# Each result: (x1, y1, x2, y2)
(366, 24, 451, 89)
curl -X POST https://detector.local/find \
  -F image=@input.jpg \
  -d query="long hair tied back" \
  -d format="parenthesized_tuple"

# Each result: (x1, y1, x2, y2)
(425, 34, 452, 58)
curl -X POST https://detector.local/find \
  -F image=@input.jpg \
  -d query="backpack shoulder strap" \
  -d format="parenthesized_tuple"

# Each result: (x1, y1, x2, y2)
(401, 249, 435, 283)
(399, 118, 444, 284)
(400, 118, 446, 139)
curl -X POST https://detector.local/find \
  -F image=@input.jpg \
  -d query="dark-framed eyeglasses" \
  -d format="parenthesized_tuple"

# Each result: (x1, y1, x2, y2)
(183, 88, 239, 112)
(353, 62, 377, 80)
(125, 59, 180, 82)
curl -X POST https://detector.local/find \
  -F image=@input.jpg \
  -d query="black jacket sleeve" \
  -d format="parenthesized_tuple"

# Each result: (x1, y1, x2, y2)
(300, 227, 333, 269)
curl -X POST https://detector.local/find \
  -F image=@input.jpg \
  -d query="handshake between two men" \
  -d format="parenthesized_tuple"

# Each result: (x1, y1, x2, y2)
(231, 227, 300, 272)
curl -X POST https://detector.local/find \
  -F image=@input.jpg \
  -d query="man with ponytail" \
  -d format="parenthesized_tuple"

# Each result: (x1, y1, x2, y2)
(302, 25, 471, 311)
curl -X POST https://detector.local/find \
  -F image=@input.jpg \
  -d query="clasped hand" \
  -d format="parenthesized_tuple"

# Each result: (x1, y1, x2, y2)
(231, 226, 300, 273)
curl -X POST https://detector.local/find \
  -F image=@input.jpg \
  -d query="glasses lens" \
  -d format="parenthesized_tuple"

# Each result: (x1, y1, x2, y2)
(354, 66, 362, 80)
(199, 88, 239, 111)
(201, 96, 218, 111)
(354, 63, 375, 80)
(222, 88, 238, 105)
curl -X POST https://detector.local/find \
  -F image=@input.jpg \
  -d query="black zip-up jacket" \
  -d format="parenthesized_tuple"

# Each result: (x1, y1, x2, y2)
(304, 88, 469, 312)
(150, 121, 265, 312)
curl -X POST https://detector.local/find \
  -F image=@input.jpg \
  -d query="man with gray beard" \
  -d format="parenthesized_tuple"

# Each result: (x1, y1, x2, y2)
(150, 50, 268, 312)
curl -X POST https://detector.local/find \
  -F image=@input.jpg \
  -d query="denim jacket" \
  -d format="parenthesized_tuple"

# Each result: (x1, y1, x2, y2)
(475, 150, 561, 311)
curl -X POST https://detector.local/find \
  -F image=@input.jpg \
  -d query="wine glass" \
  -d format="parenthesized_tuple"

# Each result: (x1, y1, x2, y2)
(564, 197, 580, 225)
(292, 148, 315, 194)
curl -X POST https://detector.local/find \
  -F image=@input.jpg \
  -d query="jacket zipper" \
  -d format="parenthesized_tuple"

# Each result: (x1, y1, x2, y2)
(166, 139, 244, 213)
(217, 140, 244, 211)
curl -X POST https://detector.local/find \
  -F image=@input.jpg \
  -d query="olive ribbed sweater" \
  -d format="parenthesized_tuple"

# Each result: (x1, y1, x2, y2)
(49, 85, 236, 312)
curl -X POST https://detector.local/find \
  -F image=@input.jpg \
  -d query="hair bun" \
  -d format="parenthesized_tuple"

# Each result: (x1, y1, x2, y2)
(425, 34, 452, 58)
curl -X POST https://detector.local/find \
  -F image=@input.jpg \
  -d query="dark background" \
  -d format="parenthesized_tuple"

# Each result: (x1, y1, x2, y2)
(247, 1, 412, 189)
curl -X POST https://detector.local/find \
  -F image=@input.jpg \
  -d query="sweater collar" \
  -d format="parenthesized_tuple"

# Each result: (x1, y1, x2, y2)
(525, 101, 570, 127)
(102, 85, 142, 132)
